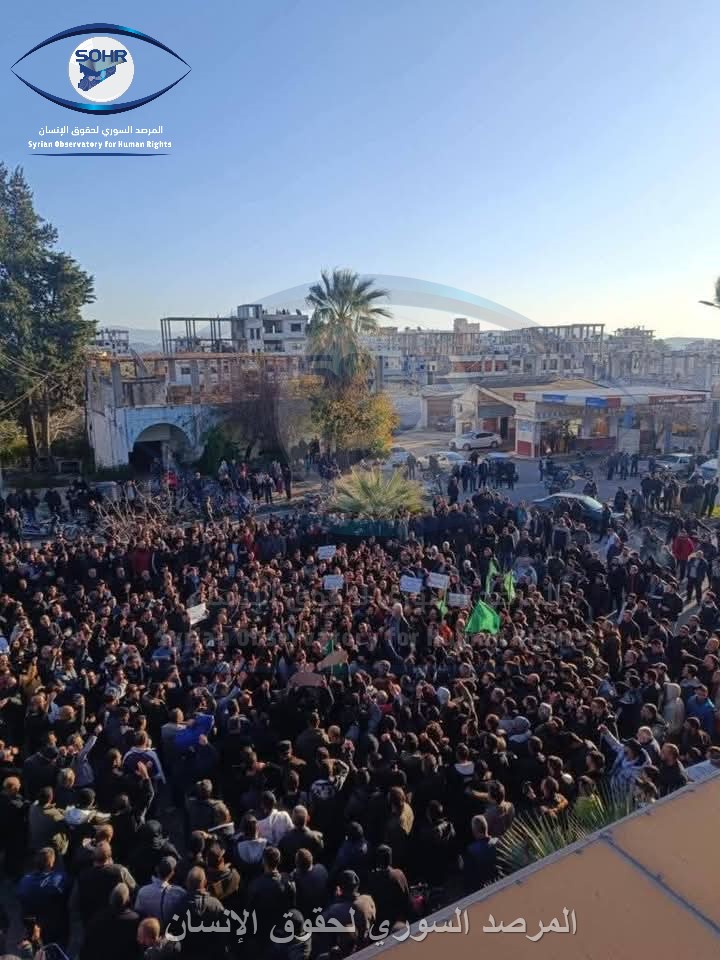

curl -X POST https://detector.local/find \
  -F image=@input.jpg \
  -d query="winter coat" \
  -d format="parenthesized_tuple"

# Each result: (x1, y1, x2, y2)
(662, 683, 685, 738)
(602, 730, 650, 792)
(672, 535, 695, 563)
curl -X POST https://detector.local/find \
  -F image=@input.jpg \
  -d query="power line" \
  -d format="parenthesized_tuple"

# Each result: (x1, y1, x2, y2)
(0, 372, 55, 421)
(0, 350, 51, 380)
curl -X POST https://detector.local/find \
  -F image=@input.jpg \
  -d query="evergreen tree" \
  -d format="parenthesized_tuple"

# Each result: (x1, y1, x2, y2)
(0, 164, 95, 463)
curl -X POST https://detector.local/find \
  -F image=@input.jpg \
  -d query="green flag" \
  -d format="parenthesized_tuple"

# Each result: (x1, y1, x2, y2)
(485, 559, 499, 596)
(436, 593, 448, 618)
(464, 598, 500, 635)
(322, 633, 346, 678)
(504, 571, 516, 602)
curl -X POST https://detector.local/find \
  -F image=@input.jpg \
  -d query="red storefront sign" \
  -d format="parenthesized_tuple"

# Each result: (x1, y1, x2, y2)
(648, 394, 705, 405)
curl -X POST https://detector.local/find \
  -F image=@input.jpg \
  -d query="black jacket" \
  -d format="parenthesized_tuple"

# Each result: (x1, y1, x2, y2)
(247, 870, 296, 940)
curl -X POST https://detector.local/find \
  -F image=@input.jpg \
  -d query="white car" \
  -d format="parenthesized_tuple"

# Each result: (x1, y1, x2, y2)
(384, 447, 410, 468)
(699, 458, 718, 481)
(419, 450, 468, 471)
(653, 453, 696, 476)
(450, 430, 502, 452)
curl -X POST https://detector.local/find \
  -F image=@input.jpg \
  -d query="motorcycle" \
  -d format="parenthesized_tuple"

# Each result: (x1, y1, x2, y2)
(545, 471, 575, 492)
(568, 458, 594, 479)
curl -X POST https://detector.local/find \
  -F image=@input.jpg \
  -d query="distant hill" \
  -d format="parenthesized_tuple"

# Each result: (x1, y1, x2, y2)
(126, 327, 161, 342)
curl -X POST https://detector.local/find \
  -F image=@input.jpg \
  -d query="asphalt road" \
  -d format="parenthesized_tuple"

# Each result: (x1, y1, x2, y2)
(391, 429, 640, 506)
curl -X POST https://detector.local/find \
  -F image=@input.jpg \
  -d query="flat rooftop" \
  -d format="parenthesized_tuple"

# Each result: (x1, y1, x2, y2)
(355, 768, 720, 960)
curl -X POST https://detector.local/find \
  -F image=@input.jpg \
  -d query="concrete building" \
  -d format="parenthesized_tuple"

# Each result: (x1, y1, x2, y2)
(368, 319, 604, 358)
(600, 327, 720, 390)
(234, 304, 308, 355)
(442, 380, 709, 457)
(159, 305, 309, 356)
(93, 327, 130, 355)
(366, 322, 606, 387)
(86, 352, 305, 468)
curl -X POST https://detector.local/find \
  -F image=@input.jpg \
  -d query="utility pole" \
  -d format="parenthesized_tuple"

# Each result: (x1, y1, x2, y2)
(698, 301, 720, 481)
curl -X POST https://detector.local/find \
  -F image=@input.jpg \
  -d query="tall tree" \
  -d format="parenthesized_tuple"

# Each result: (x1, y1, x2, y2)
(306, 269, 391, 384)
(306, 269, 396, 456)
(310, 384, 398, 459)
(0, 165, 95, 464)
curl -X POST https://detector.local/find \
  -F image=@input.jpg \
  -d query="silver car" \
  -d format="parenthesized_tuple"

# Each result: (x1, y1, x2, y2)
(450, 430, 502, 452)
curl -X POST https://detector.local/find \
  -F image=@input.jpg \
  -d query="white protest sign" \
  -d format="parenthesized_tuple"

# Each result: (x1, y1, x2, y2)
(427, 572, 450, 591)
(448, 593, 470, 608)
(318, 545, 337, 560)
(400, 575, 423, 594)
(187, 603, 207, 626)
(323, 574, 344, 591)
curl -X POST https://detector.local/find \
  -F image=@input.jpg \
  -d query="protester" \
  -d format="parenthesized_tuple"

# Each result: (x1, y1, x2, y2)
(0, 455, 716, 959)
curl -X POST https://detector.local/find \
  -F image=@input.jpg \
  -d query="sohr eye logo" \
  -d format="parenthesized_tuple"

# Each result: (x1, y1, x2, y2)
(70, 37, 134, 104)
(12, 22, 190, 115)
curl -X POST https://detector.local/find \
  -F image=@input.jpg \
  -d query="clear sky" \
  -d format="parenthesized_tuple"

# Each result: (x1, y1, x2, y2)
(2, 0, 720, 336)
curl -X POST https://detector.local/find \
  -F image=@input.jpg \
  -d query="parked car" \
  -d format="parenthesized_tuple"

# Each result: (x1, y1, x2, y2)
(419, 450, 468, 472)
(435, 415, 456, 431)
(450, 430, 502, 452)
(653, 453, 695, 477)
(700, 458, 718, 481)
(384, 446, 410, 467)
(531, 493, 623, 530)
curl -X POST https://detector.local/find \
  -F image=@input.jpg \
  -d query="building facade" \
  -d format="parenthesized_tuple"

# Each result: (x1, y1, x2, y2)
(446, 381, 709, 458)
(93, 327, 130, 355)
(86, 352, 306, 468)
(159, 305, 309, 356)
(233, 304, 308, 354)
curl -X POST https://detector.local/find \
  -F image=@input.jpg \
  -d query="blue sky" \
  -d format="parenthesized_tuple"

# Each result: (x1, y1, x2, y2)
(2, 0, 720, 336)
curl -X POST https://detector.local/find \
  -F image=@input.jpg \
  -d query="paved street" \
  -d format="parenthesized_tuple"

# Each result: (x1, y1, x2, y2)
(392, 429, 645, 506)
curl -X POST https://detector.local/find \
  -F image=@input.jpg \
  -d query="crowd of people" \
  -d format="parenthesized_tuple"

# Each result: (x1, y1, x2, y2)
(0, 464, 717, 959)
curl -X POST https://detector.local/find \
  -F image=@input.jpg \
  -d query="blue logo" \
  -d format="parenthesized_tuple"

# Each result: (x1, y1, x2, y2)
(12, 23, 190, 115)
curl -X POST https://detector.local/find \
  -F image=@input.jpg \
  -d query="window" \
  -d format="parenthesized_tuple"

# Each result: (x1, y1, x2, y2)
(290, 322, 302, 332)
(180, 366, 190, 375)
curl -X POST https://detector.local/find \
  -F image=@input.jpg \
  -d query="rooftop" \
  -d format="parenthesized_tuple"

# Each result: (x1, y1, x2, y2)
(356, 768, 720, 960)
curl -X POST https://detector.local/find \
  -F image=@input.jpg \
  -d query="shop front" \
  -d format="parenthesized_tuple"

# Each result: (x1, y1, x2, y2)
(509, 386, 708, 457)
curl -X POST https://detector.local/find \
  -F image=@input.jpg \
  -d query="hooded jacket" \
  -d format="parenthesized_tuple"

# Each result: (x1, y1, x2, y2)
(235, 836, 268, 880)
(128, 821, 180, 886)
(662, 683, 685, 737)
(508, 717, 532, 747)
(602, 730, 650, 791)
(686, 694, 716, 736)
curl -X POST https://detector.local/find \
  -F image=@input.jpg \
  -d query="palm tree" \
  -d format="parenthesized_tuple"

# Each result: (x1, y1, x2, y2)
(330, 467, 424, 519)
(497, 785, 637, 876)
(698, 275, 720, 310)
(306, 269, 391, 383)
